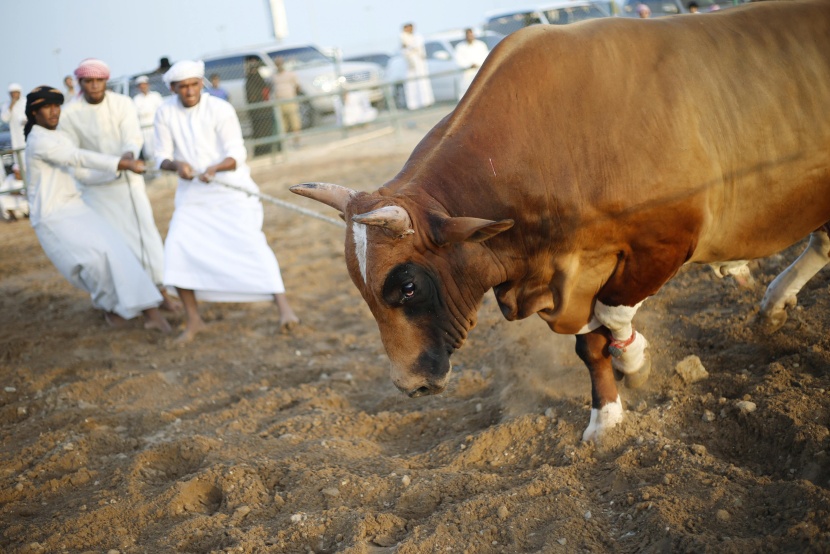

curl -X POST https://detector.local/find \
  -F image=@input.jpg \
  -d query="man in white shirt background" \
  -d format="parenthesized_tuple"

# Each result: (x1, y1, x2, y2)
(59, 58, 177, 313)
(454, 28, 490, 98)
(132, 75, 163, 169)
(1, 83, 27, 169)
(400, 22, 434, 110)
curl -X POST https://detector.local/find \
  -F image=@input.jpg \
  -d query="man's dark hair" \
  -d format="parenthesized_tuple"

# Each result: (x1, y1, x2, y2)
(688, 1, 699, 8)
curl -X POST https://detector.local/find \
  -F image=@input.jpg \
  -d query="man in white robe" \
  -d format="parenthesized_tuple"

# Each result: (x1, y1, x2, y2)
(155, 60, 299, 342)
(0, 163, 29, 221)
(23, 85, 170, 332)
(454, 29, 490, 99)
(400, 23, 434, 110)
(59, 59, 176, 311)
(1, 83, 27, 170)
(132, 75, 163, 168)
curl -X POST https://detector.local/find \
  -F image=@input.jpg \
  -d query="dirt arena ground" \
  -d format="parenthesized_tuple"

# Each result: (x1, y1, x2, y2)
(1, 115, 829, 553)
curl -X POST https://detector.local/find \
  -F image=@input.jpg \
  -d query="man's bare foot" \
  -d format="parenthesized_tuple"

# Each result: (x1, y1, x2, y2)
(174, 320, 207, 344)
(160, 290, 183, 314)
(279, 314, 300, 333)
(143, 309, 172, 334)
(104, 312, 130, 328)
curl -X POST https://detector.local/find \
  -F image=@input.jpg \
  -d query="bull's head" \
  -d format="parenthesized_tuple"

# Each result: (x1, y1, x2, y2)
(290, 182, 513, 397)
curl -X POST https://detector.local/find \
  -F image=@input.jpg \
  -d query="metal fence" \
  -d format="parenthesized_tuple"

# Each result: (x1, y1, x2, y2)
(235, 66, 468, 160)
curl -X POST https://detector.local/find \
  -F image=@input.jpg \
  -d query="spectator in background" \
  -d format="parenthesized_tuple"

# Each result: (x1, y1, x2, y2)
(63, 75, 79, 103)
(637, 3, 652, 17)
(1, 84, 27, 160)
(688, 1, 700, 12)
(60, 58, 177, 313)
(454, 28, 489, 98)
(23, 85, 170, 332)
(400, 22, 434, 110)
(245, 55, 275, 156)
(153, 57, 172, 75)
(133, 75, 163, 167)
(0, 163, 28, 221)
(155, 60, 299, 342)
(206, 73, 229, 101)
(272, 57, 302, 148)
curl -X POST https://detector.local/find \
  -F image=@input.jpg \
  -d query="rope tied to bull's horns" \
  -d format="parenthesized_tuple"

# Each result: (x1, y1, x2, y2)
(163, 170, 346, 228)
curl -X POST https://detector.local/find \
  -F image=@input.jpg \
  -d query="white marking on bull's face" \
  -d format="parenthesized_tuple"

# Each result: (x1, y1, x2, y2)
(352, 222, 368, 284)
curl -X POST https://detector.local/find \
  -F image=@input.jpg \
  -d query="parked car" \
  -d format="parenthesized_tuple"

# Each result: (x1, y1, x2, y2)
(484, 0, 612, 36)
(201, 43, 384, 129)
(385, 30, 505, 105)
(344, 53, 392, 70)
(617, 0, 744, 16)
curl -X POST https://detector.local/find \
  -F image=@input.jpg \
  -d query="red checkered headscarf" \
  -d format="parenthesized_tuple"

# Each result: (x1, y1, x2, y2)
(74, 58, 111, 80)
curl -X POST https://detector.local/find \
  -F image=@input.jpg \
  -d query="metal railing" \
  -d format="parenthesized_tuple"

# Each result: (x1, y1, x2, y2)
(235, 66, 469, 160)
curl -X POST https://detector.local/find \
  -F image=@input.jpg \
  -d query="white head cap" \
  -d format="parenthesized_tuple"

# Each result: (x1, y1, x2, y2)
(163, 60, 204, 86)
(8, 83, 22, 93)
(135, 75, 149, 84)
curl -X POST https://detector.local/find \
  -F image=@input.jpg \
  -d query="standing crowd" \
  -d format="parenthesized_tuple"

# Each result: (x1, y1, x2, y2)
(12, 58, 298, 342)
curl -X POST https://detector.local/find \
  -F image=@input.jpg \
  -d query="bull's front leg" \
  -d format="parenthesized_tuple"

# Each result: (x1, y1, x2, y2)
(575, 328, 623, 442)
(594, 300, 651, 389)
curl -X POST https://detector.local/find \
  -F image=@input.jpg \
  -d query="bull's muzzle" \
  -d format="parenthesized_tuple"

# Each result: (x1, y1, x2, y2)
(392, 369, 451, 398)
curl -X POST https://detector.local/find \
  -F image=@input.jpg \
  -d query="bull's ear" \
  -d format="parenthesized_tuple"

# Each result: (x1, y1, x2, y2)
(434, 216, 514, 245)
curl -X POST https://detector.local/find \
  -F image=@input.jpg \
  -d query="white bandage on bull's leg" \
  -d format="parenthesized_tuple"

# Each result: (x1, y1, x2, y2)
(594, 300, 647, 376)
(760, 231, 830, 331)
(582, 395, 623, 442)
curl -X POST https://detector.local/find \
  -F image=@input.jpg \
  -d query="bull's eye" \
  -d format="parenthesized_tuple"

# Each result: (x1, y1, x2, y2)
(401, 282, 416, 302)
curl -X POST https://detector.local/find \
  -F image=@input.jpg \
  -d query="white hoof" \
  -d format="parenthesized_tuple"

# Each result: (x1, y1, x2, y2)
(758, 295, 797, 333)
(582, 396, 623, 442)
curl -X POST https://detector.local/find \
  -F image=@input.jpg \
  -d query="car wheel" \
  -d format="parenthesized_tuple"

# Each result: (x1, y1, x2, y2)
(300, 101, 317, 129)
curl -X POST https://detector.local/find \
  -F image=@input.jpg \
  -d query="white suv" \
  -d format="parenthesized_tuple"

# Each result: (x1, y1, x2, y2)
(201, 43, 384, 129)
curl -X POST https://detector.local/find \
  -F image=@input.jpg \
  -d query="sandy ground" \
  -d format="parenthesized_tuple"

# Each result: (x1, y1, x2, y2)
(1, 111, 830, 554)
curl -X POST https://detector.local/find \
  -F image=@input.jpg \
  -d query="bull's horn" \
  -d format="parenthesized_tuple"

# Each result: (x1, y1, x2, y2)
(352, 205, 413, 236)
(289, 182, 356, 213)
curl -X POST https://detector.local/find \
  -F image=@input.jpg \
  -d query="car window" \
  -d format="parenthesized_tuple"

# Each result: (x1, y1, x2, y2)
(267, 46, 331, 70)
(485, 12, 544, 36)
(203, 55, 249, 81)
(424, 42, 450, 60)
(544, 3, 609, 23)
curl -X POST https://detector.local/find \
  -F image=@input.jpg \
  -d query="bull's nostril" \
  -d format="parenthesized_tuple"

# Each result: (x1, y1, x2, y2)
(408, 386, 432, 398)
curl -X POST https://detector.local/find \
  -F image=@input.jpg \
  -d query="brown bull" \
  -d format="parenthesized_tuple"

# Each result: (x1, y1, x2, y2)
(292, 0, 830, 440)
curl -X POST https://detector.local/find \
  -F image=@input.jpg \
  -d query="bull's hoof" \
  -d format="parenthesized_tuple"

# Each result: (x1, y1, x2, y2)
(755, 310, 787, 334)
(757, 295, 796, 334)
(623, 350, 651, 389)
